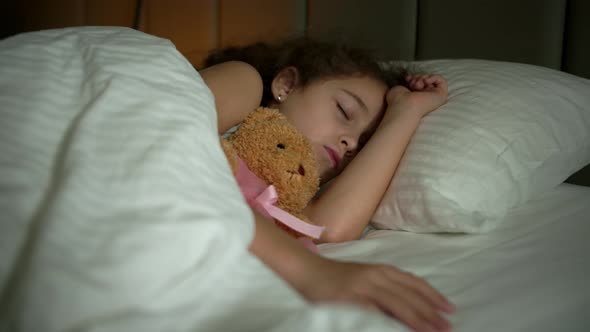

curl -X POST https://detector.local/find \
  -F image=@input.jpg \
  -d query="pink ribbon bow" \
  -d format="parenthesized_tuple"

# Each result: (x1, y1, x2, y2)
(254, 185, 325, 239)
(235, 156, 325, 239)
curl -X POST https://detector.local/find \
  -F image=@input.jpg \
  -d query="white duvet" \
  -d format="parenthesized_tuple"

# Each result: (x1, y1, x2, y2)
(0, 28, 405, 331)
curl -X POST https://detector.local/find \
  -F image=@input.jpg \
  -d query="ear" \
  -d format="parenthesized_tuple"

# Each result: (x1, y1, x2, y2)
(271, 66, 299, 102)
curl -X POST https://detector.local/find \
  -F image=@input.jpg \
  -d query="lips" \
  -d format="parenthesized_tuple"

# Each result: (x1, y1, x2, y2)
(324, 146, 340, 169)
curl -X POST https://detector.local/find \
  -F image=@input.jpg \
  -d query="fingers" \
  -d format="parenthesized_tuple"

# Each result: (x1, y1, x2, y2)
(309, 260, 454, 332)
(405, 74, 447, 92)
(371, 284, 452, 332)
(356, 298, 383, 314)
(367, 266, 454, 332)
(394, 270, 456, 314)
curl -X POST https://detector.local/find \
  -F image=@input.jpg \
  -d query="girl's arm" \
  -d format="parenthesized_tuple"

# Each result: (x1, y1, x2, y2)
(306, 75, 449, 242)
(250, 209, 454, 332)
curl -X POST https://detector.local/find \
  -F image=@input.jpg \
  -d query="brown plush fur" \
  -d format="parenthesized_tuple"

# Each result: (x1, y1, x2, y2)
(221, 107, 320, 238)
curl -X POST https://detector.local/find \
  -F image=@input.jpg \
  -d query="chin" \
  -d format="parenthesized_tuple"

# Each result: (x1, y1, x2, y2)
(319, 168, 339, 185)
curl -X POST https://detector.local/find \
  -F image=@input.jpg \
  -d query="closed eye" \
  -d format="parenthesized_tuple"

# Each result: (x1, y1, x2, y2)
(337, 103, 350, 120)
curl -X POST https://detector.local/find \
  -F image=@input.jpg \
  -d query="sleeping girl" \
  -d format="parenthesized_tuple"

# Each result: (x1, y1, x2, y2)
(200, 38, 454, 332)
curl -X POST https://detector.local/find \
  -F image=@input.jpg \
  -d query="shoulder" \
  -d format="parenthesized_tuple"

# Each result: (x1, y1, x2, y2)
(200, 61, 264, 134)
(200, 61, 262, 86)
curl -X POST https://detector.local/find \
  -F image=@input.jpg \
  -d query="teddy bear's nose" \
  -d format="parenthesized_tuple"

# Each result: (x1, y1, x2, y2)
(298, 164, 305, 176)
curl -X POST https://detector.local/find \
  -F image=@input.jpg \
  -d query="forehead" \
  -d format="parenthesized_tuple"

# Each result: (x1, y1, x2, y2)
(320, 75, 387, 115)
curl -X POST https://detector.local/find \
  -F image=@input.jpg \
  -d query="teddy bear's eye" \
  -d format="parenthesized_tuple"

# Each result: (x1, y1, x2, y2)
(277, 143, 286, 149)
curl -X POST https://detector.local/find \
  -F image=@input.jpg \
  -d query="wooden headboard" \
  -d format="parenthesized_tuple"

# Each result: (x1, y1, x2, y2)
(3, 0, 589, 185)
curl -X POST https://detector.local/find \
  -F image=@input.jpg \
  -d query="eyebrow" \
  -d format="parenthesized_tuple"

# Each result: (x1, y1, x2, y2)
(341, 89, 368, 113)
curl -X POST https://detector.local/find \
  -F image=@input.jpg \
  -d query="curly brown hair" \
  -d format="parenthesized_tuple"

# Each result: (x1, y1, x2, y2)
(203, 38, 409, 107)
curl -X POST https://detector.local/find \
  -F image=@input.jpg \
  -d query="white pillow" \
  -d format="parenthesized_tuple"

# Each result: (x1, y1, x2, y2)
(372, 59, 590, 233)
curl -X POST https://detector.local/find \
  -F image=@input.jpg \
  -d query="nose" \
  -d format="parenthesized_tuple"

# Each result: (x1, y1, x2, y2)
(298, 164, 305, 176)
(340, 134, 359, 153)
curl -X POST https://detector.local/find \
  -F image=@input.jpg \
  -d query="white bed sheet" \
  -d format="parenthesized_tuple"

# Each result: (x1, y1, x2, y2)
(320, 183, 590, 332)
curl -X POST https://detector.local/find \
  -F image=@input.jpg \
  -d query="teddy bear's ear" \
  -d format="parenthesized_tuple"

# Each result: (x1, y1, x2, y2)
(243, 107, 285, 125)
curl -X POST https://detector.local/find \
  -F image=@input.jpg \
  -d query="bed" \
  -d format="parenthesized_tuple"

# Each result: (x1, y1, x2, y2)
(325, 183, 590, 331)
(1, 1, 590, 332)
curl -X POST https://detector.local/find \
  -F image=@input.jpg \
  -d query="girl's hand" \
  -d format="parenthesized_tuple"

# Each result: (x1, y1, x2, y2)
(302, 257, 455, 332)
(385, 74, 448, 122)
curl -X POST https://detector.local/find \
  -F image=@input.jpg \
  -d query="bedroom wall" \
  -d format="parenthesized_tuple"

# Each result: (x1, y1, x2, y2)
(3, 0, 589, 186)
(6, 0, 590, 74)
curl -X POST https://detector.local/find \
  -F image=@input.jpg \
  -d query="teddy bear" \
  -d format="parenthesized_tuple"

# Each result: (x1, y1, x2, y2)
(220, 107, 324, 243)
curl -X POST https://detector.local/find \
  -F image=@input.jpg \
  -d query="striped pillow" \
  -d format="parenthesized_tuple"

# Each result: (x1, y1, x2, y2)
(372, 59, 590, 233)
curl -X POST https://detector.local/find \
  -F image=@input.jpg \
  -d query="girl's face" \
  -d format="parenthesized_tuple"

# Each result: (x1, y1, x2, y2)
(275, 75, 388, 183)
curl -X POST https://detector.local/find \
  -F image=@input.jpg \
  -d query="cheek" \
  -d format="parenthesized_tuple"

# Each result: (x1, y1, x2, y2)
(284, 112, 327, 146)
(282, 106, 313, 135)
(282, 97, 333, 137)
(311, 145, 326, 168)
(312, 145, 331, 178)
